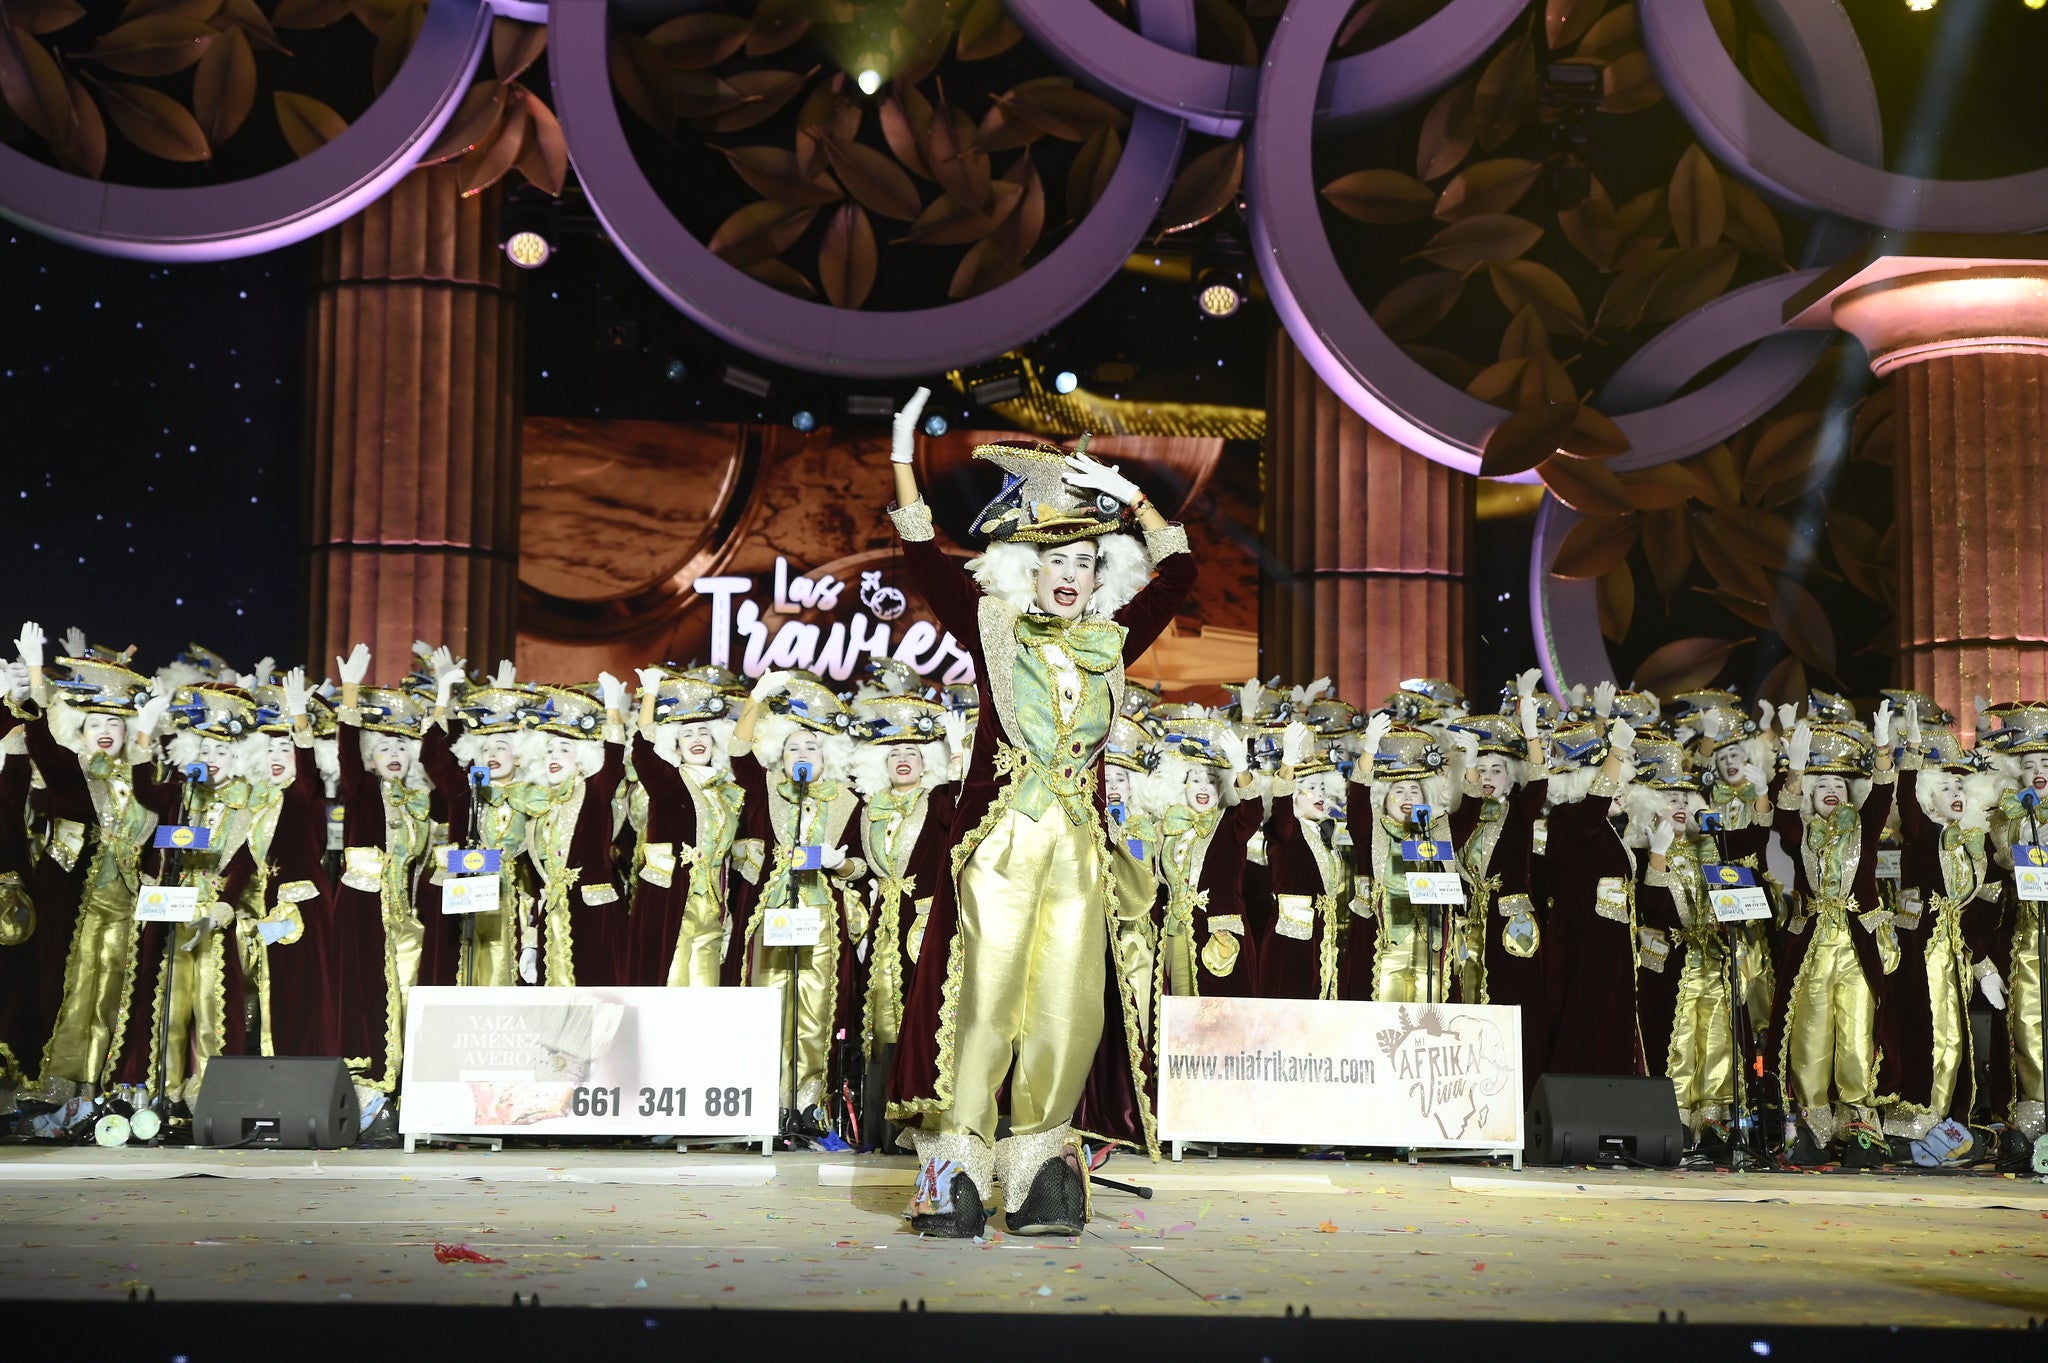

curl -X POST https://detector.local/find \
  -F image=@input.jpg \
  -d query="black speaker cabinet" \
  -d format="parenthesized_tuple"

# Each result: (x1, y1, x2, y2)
(1525, 1073, 1685, 1167)
(192, 1056, 359, 1149)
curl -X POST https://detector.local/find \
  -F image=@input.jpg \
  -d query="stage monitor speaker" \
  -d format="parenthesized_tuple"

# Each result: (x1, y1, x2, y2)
(1525, 1073, 1685, 1167)
(192, 1056, 358, 1150)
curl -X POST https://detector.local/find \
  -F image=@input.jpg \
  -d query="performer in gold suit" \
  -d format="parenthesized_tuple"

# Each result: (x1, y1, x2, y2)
(439, 679, 550, 987)
(1984, 705, 2048, 1162)
(1101, 712, 1162, 1043)
(1345, 716, 1464, 1004)
(883, 389, 1194, 1238)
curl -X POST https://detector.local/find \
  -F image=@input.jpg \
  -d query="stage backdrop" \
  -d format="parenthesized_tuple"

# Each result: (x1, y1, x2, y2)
(515, 423, 1261, 700)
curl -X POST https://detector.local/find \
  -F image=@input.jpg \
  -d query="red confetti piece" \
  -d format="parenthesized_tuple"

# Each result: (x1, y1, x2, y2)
(433, 1242, 505, 1265)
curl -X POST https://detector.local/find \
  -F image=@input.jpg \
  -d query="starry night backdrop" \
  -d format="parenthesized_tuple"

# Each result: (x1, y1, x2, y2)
(0, 229, 309, 674)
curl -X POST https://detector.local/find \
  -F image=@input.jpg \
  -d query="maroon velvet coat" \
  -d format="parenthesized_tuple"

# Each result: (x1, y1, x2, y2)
(1877, 769, 1985, 1121)
(1175, 795, 1263, 998)
(1541, 786, 1645, 1077)
(620, 734, 695, 987)
(551, 742, 627, 988)
(883, 522, 1196, 1149)
(248, 742, 344, 1059)
(1451, 778, 1550, 1093)
(1261, 804, 1342, 1001)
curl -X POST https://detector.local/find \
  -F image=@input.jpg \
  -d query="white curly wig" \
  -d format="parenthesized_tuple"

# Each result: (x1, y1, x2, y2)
(965, 531, 1153, 618)
(1131, 750, 1241, 818)
(355, 729, 431, 791)
(650, 716, 736, 775)
(1800, 772, 1873, 816)
(1914, 768, 2000, 832)
(1544, 763, 1611, 810)
(1622, 784, 1705, 849)
(48, 697, 157, 768)
(849, 739, 949, 798)
(749, 713, 856, 784)
(453, 728, 545, 779)
(516, 733, 606, 784)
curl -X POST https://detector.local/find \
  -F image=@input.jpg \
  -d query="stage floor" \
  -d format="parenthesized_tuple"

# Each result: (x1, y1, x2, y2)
(1, 1148, 2044, 1326)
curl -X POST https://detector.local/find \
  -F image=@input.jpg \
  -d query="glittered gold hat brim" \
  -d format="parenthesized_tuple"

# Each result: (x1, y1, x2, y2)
(361, 720, 426, 739)
(1293, 759, 1339, 778)
(1105, 753, 1148, 772)
(980, 510, 1126, 545)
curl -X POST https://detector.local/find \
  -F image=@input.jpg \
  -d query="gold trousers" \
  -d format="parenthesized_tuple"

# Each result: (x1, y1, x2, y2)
(38, 885, 138, 1087)
(667, 886, 725, 989)
(455, 896, 520, 988)
(1374, 898, 1449, 1004)
(933, 807, 1106, 1145)
(1888, 902, 1973, 1138)
(2010, 904, 2044, 1137)
(150, 921, 234, 1105)
(1667, 940, 1735, 1135)
(750, 906, 840, 1111)
(1782, 917, 1878, 1141)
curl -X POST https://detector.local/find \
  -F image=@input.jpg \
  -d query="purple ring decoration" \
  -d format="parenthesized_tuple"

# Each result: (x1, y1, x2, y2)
(547, 0, 1189, 378)
(0, 0, 491, 261)
(1643, 0, 2048, 232)
(1008, 0, 1524, 137)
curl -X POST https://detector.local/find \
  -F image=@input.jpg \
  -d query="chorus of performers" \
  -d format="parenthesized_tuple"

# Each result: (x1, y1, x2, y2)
(1, 420, 2042, 1210)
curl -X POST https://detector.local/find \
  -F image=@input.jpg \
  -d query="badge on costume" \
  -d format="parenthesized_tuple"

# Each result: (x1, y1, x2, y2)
(444, 847, 503, 875)
(791, 844, 827, 871)
(326, 802, 346, 852)
(1530, 817, 1549, 856)
(1875, 849, 1902, 881)
(2014, 844, 2048, 901)
(152, 825, 211, 850)
(134, 885, 200, 922)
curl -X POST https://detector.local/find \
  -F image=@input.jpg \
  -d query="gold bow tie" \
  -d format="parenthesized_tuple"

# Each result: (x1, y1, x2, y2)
(1013, 613, 1126, 673)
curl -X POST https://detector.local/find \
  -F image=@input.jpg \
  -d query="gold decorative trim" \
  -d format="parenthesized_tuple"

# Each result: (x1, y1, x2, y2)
(1142, 524, 1190, 560)
(888, 499, 936, 543)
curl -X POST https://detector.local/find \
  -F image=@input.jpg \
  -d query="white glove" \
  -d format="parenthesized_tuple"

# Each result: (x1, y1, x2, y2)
(1640, 689, 1660, 714)
(434, 667, 466, 710)
(1218, 728, 1250, 773)
(820, 845, 848, 871)
(281, 667, 310, 718)
(206, 901, 236, 931)
(597, 671, 628, 715)
(134, 693, 171, 737)
(1980, 966, 2006, 1010)
(336, 644, 371, 686)
(428, 645, 459, 679)
(1362, 711, 1393, 758)
(1786, 721, 1813, 773)
(1298, 676, 1333, 705)
(1516, 694, 1541, 742)
(492, 659, 517, 688)
(1592, 680, 1616, 718)
(890, 387, 930, 465)
(1281, 720, 1314, 769)
(1700, 709, 1723, 740)
(2, 660, 27, 701)
(1737, 761, 1771, 790)
(634, 667, 666, 695)
(61, 625, 86, 658)
(15, 621, 45, 670)
(1649, 818, 1675, 856)
(1239, 677, 1263, 721)
(1515, 667, 1541, 700)
(1903, 699, 1922, 747)
(1062, 449, 1142, 506)
(249, 656, 276, 687)
(1755, 700, 1772, 734)
(412, 638, 434, 659)
(1872, 698, 1894, 749)
(1450, 728, 1479, 767)
(939, 708, 969, 754)
(1777, 702, 1798, 733)
(750, 669, 792, 704)
(1607, 717, 1636, 756)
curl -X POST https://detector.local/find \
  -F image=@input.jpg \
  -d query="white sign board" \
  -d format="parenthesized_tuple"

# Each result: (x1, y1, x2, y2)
(442, 874, 501, 915)
(399, 986, 781, 1138)
(2016, 865, 2048, 902)
(1402, 871, 1467, 905)
(1709, 886, 1773, 922)
(762, 904, 823, 947)
(135, 886, 200, 923)
(1157, 997, 1523, 1151)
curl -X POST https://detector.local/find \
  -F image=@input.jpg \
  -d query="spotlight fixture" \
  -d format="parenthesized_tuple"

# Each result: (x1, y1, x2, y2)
(664, 357, 688, 384)
(791, 410, 817, 433)
(1053, 370, 1079, 394)
(499, 187, 559, 270)
(721, 363, 772, 398)
(922, 413, 949, 437)
(1193, 266, 1249, 319)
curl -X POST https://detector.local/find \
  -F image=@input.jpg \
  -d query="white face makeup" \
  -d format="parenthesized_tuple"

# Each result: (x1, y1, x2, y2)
(542, 735, 579, 785)
(677, 721, 716, 767)
(886, 743, 925, 789)
(197, 737, 235, 784)
(82, 712, 128, 755)
(371, 733, 416, 780)
(1473, 754, 1513, 799)
(481, 736, 519, 782)
(1927, 772, 1967, 823)
(1295, 772, 1335, 820)
(262, 734, 294, 785)
(1382, 778, 1425, 823)
(1661, 789, 1694, 829)
(782, 730, 825, 781)
(1811, 774, 1850, 811)
(1714, 746, 1746, 782)
(1035, 542, 1099, 619)
(1185, 767, 1221, 810)
(2021, 752, 2048, 796)
(1103, 764, 1131, 804)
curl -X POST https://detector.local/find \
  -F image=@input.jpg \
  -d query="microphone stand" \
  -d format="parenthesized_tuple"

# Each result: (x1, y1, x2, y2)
(778, 762, 812, 1150)
(2025, 794, 2047, 1172)
(1411, 806, 1442, 1005)
(149, 769, 206, 1141)
(462, 766, 489, 990)
(1702, 813, 1761, 1171)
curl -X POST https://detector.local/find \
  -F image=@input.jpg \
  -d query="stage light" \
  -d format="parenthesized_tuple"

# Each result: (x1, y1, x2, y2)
(856, 68, 883, 95)
(504, 228, 550, 269)
(922, 413, 949, 437)
(791, 410, 817, 432)
(664, 358, 687, 384)
(1194, 267, 1247, 319)
(1053, 370, 1079, 394)
(499, 187, 559, 270)
(1904, 0, 1936, 10)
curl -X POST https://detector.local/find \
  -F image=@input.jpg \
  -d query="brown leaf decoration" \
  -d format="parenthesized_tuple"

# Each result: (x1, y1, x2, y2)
(924, 96, 989, 210)
(976, 98, 1042, 156)
(17, 0, 88, 36)
(1600, 50, 1662, 114)
(1643, 242, 1739, 323)
(1574, 2, 1640, 58)
(995, 77, 1129, 142)
(1561, 403, 1630, 459)
(708, 200, 816, 267)
(1666, 145, 1724, 249)
(698, 67, 812, 135)
(1416, 79, 1475, 181)
(993, 152, 1045, 264)
(513, 85, 566, 197)
(823, 137, 923, 221)
(1372, 270, 1466, 342)
(1481, 401, 1576, 479)
(1488, 259, 1586, 335)
(458, 93, 524, 196)
(491, 16, 546, 84)
(350, 0, 408, 33)
(1471, 24, 1533, 150)
(101, 77, 208, 159)
(1755, 654, 1807, 711)
(190, 21, 251, 146)
(1768, 575, 1837, 677)
(1518, 353, 1577, 409)
(1322, 168, 1436, 225)
(957, 0, 1023, 62)
(1413, 213, 1542, 271)
(1557, 174, 1617, 270)
(267, 0, 350, 29)
(1155, 139, 1242, 241)
(1499, 305, 1552, 362)
(1719, 173, 1786, 268)
(1538, 451, 1632, 515)
(1547, 0, 1610, 48)
(1688, 507, 1771, 601)
(949, 236, 1021, 300)
(213, 0, 287, 55)
(896, 181, 1022, 246)
(1697, 586, 1772, 632)
(1741, 410, 1822, 500)
(53, 67, 105, 177)
(1611, 186, 1669, 269)
(1615, 464, 1699, 512)
(1599, 560, 1636, 643)
(648, 12, 749, 70)
(82, 14, 214, 77)
(1684, 443, 1741, 507)
(1642, 505, 1693, 607)
(1065, 126, 1121, 222)
(1, 14, 74, 143)
(1631, 636, 1745, 696)
(794, 78, 860, 166)
(120, 0, 224, 20)
(1194, 0, 1259, 64)
(720, 144, 842, 208)
(609, 33, 673, 133)
(418, 79, 502, 165)
(746, 0, 810, 58)
(1433, 157, 1540, 221)
(1465, 358, 1528, 407)
(1710, 504, 1794, 572)
(673, 69, 744, 122)
(1403, 342, 1484, 389)
(371, 0, 423, 98)
(1551, 512, 1640, 580)
(1592, 247, 1678, 331)
(743, 258, 817, 299)
(1826, 511, 1887, 603)
(818, 202, 877, 309)
(881, 88, 933, 180)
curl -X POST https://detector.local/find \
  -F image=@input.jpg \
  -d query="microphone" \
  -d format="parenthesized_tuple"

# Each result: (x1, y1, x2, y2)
(792, 760, 815, 784)
(1410, 802, 1432, 830)
(182, 762, 209, 784)
(468, 764, 491, 788)
(1107, 800, 1127, 826)
(2022, 789, 2040, 811)
(1698, 811, 1725, 834)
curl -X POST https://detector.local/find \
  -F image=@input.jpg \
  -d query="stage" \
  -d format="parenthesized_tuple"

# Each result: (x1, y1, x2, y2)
(3, 1148, 2044, 1329)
